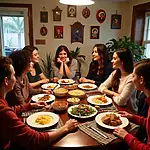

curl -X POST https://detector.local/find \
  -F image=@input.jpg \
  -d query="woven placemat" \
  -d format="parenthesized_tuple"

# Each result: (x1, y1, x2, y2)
(78, 120, 139, 145)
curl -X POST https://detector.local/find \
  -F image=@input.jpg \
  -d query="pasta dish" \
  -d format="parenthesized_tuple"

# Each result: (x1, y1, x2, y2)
(35, 115, 53, 125)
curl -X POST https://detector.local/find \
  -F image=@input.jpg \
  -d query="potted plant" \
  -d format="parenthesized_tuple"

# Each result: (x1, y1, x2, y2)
(40, 52, 52, 78)
(70, 47, 86, 78)
(105, 36, 146, 62)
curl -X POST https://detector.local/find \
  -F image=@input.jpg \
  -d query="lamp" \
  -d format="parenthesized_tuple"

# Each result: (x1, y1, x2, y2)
(59, 0, 95, 6)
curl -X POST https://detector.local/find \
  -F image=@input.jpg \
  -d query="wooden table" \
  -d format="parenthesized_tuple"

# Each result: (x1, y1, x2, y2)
(48, 90, 138, 150)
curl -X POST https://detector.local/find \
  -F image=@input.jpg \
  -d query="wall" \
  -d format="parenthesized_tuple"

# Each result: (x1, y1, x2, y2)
(0, 0, 132, 75)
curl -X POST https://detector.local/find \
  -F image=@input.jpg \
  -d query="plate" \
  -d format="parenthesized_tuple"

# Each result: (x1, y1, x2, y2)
(58, 79, 75, 85)
(78, 83, 97, 90)
(41, 83, 60, 90)
(95, 112, 129, 129)
(31, 94, 55, 103)
(87, 95, 112, 106)
(68, 104, 98, 118)
(26, 112, 59, 128)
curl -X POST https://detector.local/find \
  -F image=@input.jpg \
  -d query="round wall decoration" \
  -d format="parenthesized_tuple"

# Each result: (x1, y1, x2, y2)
(96, 9, 106, 24)
(40, 26, 48, 36)
(82, 7, 90, 19)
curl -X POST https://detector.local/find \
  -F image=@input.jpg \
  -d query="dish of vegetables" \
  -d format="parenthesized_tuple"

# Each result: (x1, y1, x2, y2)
(68, 104, 97, 118)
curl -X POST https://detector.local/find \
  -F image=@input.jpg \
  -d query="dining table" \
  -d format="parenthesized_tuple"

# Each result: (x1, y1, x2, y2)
(24, 82, 139, 150)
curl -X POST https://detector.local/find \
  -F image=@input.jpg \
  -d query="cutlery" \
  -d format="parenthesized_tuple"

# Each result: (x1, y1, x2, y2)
(52, 84, 59, 91)
(88, 125, 109, 139)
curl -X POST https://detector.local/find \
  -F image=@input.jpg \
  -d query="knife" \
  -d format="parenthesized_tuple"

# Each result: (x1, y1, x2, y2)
(88, 126, 109, 139)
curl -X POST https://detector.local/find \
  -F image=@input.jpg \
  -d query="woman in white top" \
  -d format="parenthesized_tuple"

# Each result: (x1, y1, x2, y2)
(98, 48, 138, 113)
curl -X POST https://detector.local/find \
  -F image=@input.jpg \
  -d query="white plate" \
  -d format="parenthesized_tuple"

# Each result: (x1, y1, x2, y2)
(26, 112, 59, 128)
(78, 83, 97, 90)
(68, 104, 98, 118)
(31, 94, 55, 103)
(41, 83, 60, 90)
(58, 79, 75, 85)
(95, 112, 129, 129)
(87, 95, 112, 106)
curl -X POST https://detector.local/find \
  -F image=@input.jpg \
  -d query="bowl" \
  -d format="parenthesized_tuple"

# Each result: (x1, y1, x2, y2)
(53, 88, 68, 97)
(51, 101, 68, 112)
(67, 97, 80, 105)
(68, 89, 85, 98)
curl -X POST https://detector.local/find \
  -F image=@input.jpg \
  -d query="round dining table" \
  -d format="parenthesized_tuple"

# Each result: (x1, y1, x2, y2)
(44, 89, 139, 150)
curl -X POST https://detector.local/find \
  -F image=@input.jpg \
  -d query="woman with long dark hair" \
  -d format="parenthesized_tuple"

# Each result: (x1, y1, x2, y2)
(113, 59, 150, 149)
(99, 48, 138, 113)
(51, 45, 77, 82)
(79, 44, 112, 86)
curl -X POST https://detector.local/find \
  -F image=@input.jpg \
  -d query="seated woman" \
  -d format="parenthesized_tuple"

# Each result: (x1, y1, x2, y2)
(0, 56, 78, 150)
(23, 46, 49, 88)
(79, 44, 112, 86)
(6, 50, 50, 106)
(51, 45, 77, 82)
(98, 48, 138, 114)
(113, 59, 150, 150)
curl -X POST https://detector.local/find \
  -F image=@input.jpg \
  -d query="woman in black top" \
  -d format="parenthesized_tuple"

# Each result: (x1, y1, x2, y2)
(79, 44, 112, 86)
(23, 46, 49, 88)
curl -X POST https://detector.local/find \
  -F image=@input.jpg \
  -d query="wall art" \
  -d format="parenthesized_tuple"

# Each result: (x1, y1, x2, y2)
(54, 26, 63, 39)
(96, 9, 106, 24)
(90, 26, 99, 39)
(68, 5, 76, 17)
(111, 14, 122, 29)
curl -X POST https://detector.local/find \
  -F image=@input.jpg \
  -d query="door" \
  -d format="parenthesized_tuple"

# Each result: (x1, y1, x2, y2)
(0, 7, 29, 56)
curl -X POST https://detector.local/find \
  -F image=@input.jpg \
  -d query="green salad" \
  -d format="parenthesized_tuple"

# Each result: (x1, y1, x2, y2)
(71, 104, 96, 116)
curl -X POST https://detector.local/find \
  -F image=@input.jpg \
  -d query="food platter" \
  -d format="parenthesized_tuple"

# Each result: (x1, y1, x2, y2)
(26, 112, 59, 128)
(41, 83, 60, 90)
(95, 112, 129, 129)
(78, 83, 97, 90)
(68, 104, 97, 118)
(87, 95, 112, 106)
(58, 79, 75, 85)
(31, 94, 55, 103)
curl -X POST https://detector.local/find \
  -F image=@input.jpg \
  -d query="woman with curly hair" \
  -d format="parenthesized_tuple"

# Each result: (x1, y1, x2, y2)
(23, 46, 49, 88)
(79, 44, 112, 86)
(51, 45, 77, 82)
(6, 50, 50, 106)
(99, 48, 138, 113)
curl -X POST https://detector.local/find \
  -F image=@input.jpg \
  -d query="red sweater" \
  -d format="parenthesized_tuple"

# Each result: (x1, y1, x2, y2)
(124, 96, 150, 149)
(0, 98, 50, 150)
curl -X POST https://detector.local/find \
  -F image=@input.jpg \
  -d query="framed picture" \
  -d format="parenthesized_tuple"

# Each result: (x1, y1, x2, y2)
(90, 26, 99, 39)
(40, 26, 48, 36)
(40, 11, 48, 23)
(96, 9, 106, 24)
(71, 21, 84, 44)
(111, 14, 122, 29)
(52, 6, 62, 21)
(67, 5, 76, 17)
(82, 7, 90, 19)
(54, 26, 63, 39)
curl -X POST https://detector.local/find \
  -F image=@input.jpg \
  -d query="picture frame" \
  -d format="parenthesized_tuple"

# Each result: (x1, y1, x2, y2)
(40, 11, 48, 23)
(54, 26, 63, 39)
(71, 21, 84, 44)
(40, 26, 48, 36)
(90, 26, 99, 39)
(52, 6, 62, 21)
(111, 14, 122, 29)
(96, 9, 106, 24)
(82, 7, 90, 19)
(67, 5, 76, 17)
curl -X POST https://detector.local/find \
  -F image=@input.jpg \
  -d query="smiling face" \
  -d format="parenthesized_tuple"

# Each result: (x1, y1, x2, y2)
(32, 49, 40, 63)
(111, 52, 121, 70)
(58, 50, 67, 62)
(92, 47, 100, 61)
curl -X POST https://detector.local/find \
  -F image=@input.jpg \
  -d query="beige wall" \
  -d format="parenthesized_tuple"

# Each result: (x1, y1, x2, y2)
(0, 0, 149, 75)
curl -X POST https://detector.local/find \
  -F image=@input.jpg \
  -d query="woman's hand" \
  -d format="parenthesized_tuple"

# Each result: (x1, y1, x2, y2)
(40, 79, 49, 84)
(113, 127, 128, 139)
(51, 77, 59, 83)
(42, 90, 53, 94)
(79, 77, 87, 83)
(63, 119, 78, 133)
(64, 57, 70, 64)
(31, 101, 47, 109)
(57, 58, 63, 64)
(118, 111, 133, 119)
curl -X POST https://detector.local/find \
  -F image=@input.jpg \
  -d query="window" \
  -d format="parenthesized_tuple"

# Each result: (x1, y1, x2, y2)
(144, 12, 150, 58)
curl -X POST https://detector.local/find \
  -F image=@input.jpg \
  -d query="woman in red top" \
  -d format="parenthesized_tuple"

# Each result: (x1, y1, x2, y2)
(113, 59, 150, 150)
(0, 56, 78, 150)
